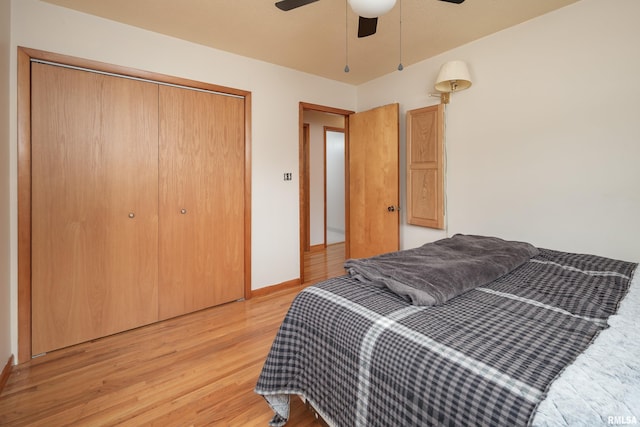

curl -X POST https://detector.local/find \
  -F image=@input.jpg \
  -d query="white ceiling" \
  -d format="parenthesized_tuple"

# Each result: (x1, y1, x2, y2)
(42, 0, 580, 85)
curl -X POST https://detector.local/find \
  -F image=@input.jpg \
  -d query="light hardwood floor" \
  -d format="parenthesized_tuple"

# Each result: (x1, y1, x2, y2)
(0, 243, 345, 426)
(303, 242, 346, 285)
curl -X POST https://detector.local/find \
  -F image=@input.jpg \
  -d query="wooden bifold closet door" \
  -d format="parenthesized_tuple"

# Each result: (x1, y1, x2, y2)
(158, 86, 245, 320)
(31, 63, 160, 355)
(30, 62, 245, 355)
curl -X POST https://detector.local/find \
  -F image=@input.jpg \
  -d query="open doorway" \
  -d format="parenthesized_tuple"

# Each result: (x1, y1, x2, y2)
(299, 103, 353, 284)
(325, 127, 345, 245)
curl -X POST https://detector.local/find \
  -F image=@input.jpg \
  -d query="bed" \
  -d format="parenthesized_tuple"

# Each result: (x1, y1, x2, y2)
(255, 235, 639, 426)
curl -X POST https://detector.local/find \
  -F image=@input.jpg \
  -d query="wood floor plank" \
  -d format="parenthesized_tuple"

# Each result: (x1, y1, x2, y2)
(304, 242, 346, 285)
(0, 245, 345, 426)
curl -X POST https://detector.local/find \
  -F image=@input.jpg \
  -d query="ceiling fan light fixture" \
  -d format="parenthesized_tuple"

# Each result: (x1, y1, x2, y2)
(348, 0, 397, 18)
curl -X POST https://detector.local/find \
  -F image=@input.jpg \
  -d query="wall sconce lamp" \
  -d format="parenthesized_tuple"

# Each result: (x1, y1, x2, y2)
(433, 60, 472, 104)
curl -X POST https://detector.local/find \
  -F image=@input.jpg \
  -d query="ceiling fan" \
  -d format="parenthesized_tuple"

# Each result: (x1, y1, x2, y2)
(275, 0, 466, 38)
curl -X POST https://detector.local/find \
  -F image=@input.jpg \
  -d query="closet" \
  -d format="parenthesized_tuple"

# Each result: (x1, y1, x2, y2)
(28, 59, 247, 355)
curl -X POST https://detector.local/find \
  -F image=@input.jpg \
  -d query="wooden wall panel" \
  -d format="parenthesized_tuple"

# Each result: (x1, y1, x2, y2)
(406, 104, 444, 229)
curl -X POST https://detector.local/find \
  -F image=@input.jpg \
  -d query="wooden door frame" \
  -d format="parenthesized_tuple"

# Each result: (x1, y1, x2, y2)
(301, 123, 311, 252)
(298, 103, 354, 283)
(17, 47, 253, 363)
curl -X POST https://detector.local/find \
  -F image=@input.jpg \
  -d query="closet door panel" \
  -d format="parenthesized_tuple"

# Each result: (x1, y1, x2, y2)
(31, 63, 159, 355)
(158, 86, 245, 320)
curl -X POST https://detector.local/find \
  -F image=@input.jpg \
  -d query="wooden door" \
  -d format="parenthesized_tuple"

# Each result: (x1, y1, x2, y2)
(158, 86, 245, 320)
(348, 103, 400, 259)
(31, 63, 159, 355)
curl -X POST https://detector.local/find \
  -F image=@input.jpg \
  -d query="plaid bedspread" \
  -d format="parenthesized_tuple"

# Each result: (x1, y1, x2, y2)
(255, 249, 637, 427)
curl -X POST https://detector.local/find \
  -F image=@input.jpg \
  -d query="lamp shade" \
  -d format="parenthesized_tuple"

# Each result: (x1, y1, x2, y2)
(434, 60, 472, 93)
(348, 0, 396, 18)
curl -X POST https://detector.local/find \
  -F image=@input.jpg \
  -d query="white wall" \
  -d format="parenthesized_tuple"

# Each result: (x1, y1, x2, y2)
(7, 0, 356, 358)
(0, 0, 12, 366)
(358, 0, 640, 263)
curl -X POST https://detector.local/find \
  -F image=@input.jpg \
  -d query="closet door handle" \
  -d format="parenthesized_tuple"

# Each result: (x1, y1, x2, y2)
(180, 209, 187, 215)
(128, 212, 135, 219)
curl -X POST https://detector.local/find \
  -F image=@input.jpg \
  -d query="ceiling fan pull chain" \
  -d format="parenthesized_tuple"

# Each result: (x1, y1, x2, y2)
(397, 0, 403, 71)
(344, 0, 350, 73)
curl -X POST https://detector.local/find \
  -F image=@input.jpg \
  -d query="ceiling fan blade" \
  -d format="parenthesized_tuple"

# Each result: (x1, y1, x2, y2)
(358, 16, 378, 38)
(275, 0, 319, 11)
(438, 0, 465, 3)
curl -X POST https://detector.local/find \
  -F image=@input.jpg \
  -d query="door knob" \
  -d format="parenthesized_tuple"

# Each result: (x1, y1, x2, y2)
(180, 209, 187, 215)
(128, 212, 135, 219)
(387, 205, 399, 212)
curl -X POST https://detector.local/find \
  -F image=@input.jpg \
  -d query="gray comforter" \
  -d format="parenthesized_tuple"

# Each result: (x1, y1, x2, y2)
(344, 234, 540, 305)
(256, 241, 637, 426)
